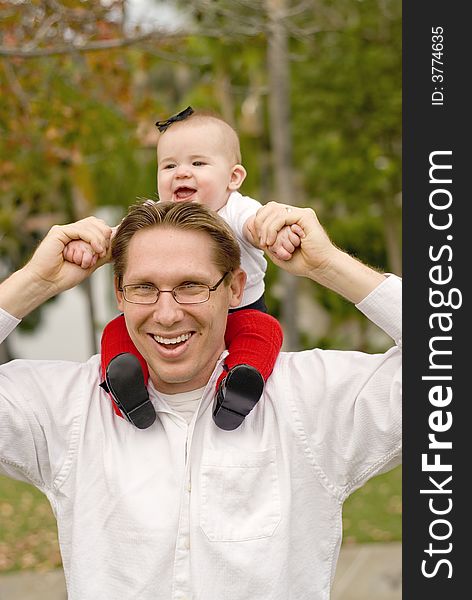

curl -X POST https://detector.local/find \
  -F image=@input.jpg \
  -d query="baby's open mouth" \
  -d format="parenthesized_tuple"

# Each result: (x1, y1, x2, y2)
(174, 187, 196, 201)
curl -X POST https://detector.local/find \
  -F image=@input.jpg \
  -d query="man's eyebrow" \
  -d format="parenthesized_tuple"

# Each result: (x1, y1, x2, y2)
(176, 273, 216, 285)
(124, 274, 213, 286)
(122, 279, 155, 286)
(179, 278, 208, 286)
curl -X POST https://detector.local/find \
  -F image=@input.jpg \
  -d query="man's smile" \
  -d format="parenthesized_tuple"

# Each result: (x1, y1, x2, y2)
(153, 333, 192, 345)
(148, 331, 195, 358)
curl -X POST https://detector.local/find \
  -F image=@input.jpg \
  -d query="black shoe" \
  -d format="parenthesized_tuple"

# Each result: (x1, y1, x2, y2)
(100, 353, 156, 429)
(212, 364, 264, 431)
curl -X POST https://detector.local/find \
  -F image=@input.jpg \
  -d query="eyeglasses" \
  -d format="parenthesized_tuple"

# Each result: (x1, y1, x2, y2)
(119, 272, 230, 305)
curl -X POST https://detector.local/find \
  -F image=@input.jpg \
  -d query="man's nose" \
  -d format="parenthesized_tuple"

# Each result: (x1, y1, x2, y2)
(151, 291, 184, 326)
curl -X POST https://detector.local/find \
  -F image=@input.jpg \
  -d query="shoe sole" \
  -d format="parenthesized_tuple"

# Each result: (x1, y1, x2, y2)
(106, 353, 156, 429)
(213, 365, 264, 431)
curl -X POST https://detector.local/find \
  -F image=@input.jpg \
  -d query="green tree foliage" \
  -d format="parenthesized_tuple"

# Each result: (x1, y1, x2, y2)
(0, 2, 156, 266)
(291, 0, 401, 272)
(0, 1, 157, 328)
(288, 0, 401, 350)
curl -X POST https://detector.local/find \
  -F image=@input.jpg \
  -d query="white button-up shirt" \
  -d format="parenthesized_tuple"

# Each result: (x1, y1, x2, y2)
(0, 276, 401, 600)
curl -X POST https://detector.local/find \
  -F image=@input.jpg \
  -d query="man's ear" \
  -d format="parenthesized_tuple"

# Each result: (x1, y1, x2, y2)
(228, 268, 247, 309)
(228, 164, 247, 191)
(114, 276, 125, 312)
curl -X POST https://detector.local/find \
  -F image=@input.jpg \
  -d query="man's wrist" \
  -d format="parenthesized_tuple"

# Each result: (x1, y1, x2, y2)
(309, 248, 385, 304)
(0, 267, 56, 319)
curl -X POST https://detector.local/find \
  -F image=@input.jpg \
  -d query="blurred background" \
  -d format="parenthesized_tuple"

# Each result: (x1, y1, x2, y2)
(0, 0, 401, 590)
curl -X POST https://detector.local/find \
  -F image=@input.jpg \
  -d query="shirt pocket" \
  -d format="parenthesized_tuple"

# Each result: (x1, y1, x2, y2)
(199, 447, 281, 542)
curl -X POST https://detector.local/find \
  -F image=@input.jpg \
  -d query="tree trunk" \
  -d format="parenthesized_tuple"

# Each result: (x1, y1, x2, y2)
(265, 0, 300, 350)
(71, 185, 98, 355)
(215, 62, 236, 127)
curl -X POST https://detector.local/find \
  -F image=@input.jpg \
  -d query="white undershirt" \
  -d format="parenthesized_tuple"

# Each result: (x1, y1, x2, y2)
(158, 387, 206, 424)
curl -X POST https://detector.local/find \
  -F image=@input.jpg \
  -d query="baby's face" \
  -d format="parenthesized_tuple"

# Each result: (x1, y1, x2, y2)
(157, 121, 243, 212)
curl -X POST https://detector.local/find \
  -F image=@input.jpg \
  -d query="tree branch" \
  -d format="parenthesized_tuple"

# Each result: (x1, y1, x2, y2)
(0, 31, 161, 58)
(0, 59, 30, 112)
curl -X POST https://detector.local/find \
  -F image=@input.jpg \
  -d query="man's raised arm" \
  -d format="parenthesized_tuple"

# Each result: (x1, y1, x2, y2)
(252, 202, 387, 304)
(0, 217, 112, 319)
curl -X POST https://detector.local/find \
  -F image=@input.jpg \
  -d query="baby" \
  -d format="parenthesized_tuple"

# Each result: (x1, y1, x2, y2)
(64, 107, 302, 430)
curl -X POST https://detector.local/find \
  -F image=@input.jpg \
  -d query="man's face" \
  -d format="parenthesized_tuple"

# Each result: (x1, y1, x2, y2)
(157, 121, 245, 212)
(115, 226, 245, 393)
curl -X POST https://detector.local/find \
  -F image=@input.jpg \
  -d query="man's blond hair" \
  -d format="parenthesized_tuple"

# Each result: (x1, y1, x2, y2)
(112, 200, 241, 285)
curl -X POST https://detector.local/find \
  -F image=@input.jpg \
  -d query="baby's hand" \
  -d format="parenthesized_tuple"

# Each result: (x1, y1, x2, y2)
(63, 239, 99, 269)
(268, 224, 304, 261)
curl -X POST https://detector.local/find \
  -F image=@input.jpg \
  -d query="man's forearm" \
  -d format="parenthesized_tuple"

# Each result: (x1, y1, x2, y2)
(0, 268, 56, 319)
(252, 203, 388, 304)
(310, 248, 386, 305)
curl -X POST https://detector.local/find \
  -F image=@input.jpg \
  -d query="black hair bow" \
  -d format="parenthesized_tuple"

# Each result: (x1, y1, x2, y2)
(155, 106, 194, 132)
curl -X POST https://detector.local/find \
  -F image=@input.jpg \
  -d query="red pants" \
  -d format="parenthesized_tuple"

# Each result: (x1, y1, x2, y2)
(101, 310, 283, 417)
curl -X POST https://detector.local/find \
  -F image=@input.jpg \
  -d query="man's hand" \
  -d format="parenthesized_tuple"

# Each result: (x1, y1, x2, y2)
(253, 201, 385, 304)
(62, 225, 117, 269)
(25, 217, 112, 292)
(0, 217, 113, 318)
(253, 202, 336, 278)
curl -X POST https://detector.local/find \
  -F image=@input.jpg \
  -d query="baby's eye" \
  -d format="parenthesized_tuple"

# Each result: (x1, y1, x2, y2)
(193, 161, 205, 167)
(163, 163, 176, 170)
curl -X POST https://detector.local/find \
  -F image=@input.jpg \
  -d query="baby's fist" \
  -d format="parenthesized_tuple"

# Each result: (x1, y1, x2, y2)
(63, 240, 98, 269)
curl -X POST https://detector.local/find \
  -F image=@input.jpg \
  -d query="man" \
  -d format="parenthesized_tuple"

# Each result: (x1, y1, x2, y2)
(0, 200, 401, 599)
